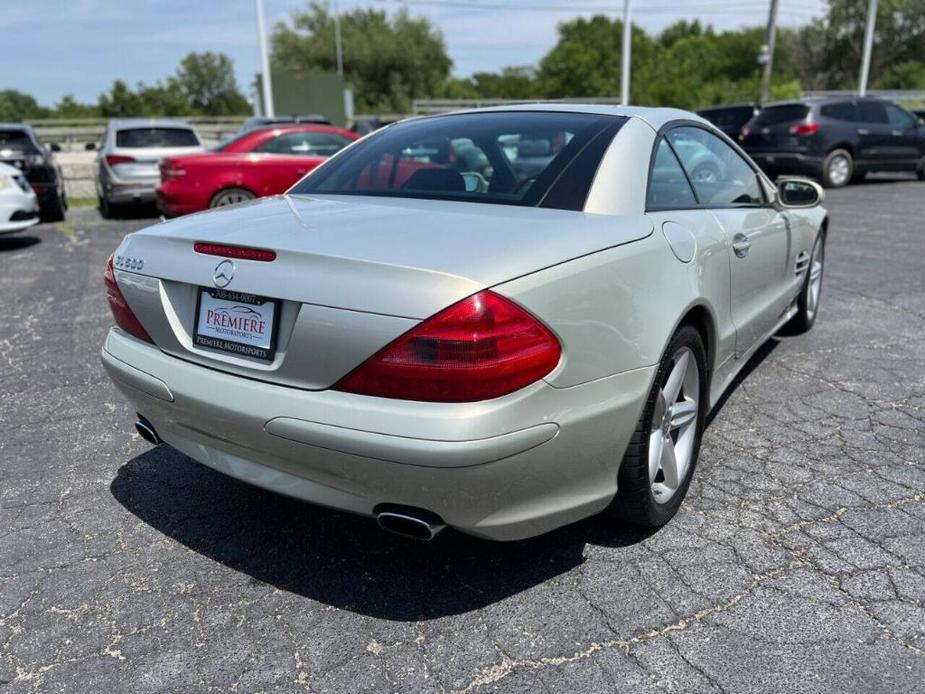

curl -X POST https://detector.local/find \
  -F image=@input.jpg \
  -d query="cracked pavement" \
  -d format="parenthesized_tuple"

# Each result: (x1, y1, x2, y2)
(1, 178, 924, 692)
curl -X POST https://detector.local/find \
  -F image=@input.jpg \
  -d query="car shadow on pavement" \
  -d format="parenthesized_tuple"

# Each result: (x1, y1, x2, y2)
(0, 235, 41, 252)
(109, 337, 782, 620)
(110, 448, 654, 620)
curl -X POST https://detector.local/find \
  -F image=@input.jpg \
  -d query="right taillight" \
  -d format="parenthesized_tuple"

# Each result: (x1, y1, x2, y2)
(789, 122, 820, 136)
(106, 154, 135, 167)
(104, 255, 153, 344)
(334, 290, 561, 403)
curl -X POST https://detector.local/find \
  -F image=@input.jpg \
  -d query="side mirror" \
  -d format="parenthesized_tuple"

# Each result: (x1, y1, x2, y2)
(776, 177, 823, 208)
(85, 142, 97, 151)
(49, 143, 61, 153)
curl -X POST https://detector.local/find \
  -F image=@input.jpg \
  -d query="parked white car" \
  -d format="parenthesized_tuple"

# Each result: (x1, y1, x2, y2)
(0, 162, 39, 234)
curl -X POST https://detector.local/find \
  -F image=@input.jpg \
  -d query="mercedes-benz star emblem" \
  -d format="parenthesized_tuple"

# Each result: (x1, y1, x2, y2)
(213, 259, 235, 288)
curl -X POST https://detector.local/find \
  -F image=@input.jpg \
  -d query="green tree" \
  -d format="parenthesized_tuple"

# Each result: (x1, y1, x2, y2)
(0, 89, 48, 121)
(875, 60, 925, 89)
(53, 94, 99, 118)
(272, 2, 452, 113)
(174, 52, 249, 115)
(793, 0, 925, 89)
(97, 80, 145, 117)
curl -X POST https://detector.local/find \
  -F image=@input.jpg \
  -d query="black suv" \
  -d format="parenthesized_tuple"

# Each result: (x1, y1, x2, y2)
(0, 124, 67, 221)
(739, 97, 925, 187)
(696, 103, 758, 139)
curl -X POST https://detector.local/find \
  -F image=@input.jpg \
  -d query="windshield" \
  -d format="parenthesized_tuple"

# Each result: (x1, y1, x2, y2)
(291, 111, 622, 210)
(115, 127, 200, 148)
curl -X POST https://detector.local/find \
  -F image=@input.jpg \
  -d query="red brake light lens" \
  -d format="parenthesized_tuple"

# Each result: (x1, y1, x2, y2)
(334, 290, 562, 402)
(104, 256, 153, 344)
(105, 154, 135, 166)
(789, 122, 820, 136)
(193, 243, 276, 262)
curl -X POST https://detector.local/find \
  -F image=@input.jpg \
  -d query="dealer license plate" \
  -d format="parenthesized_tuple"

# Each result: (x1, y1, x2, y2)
(193, 288, 279, 361)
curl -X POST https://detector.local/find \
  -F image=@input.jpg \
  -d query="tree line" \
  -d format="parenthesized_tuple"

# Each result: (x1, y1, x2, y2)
(2, 0, 923, 122)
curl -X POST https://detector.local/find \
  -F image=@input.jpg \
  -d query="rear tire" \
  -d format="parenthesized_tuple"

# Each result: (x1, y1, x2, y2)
(209, 187, 256, 208)
(98, 196, 117, 220)
(917, 158, 925, 181)
(821, 149, 852, 188)
(607, 325, 708, 527)
(784, 231, 825, 334)
(40, 191, 66, 223)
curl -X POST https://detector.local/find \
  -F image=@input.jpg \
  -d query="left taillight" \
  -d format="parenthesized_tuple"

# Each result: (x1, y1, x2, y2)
(789, 122, 820, 136)
(333, 290, 561, 403)
(104, 255, 153, 344)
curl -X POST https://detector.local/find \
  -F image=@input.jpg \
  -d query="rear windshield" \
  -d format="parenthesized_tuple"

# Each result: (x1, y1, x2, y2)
(755, 105, 810, 125)
(0, 129, 37, 153)
(291, 111, 622, 210)
(115, 127, 200, 148)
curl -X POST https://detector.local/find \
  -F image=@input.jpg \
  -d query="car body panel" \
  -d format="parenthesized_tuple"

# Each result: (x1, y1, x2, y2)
(103, 104, 828, 539)
(0, 162, 40, 233)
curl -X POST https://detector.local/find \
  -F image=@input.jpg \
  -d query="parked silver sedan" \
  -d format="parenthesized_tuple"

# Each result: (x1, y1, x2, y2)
(101, 105, 827, 541)
(95, 119, 203, 218)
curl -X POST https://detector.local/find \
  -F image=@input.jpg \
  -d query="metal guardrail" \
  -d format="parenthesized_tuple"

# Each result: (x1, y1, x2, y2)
(802, 90, 925, 104)
(27, 116, 248, 151)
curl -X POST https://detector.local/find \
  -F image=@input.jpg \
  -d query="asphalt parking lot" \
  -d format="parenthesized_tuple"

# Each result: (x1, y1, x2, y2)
(2, 179, 924, 693)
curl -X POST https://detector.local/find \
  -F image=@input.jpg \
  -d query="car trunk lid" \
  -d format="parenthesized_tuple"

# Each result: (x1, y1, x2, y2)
(112, 194, 652, 389)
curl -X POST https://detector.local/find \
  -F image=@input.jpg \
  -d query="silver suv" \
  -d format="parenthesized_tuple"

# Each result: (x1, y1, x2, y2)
(95, 119, 203, 218)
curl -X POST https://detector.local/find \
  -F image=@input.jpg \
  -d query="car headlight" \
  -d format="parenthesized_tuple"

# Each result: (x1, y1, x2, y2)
(0, 175, 10, 190)
(14, 174, 31, 193)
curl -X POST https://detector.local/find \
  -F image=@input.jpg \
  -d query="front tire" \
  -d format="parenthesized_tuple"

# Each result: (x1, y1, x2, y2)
(917, 157, 925, 181)
(822, 149, 852, 188)
(608, 325, 708, 527)
(40, 191, 66, 223)
(785, 232, 825, 334)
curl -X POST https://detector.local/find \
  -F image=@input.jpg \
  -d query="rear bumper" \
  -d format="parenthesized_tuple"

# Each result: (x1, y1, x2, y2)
(104, 181, 158, 205)
(155, 182, 207, 217)
(747, 151, 823, 177)
(101, 328, 655, 540)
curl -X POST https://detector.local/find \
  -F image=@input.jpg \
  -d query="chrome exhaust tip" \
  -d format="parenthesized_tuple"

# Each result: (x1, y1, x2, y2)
(376, 508, 446, 541)
(134, 415, 161, 446)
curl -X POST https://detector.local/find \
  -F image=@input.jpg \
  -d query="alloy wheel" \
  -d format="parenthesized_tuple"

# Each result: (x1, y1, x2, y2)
(806, 238, 824, 319)
(212, 189, 255, 207)
(649, 347, 700, 504)
(828, 155, 850, 187)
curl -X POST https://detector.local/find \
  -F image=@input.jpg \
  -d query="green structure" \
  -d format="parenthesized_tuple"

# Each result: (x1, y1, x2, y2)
(256, 70, 351, 127)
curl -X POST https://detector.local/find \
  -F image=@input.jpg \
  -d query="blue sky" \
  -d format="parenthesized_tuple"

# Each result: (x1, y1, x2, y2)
(4, 0, 826, 106)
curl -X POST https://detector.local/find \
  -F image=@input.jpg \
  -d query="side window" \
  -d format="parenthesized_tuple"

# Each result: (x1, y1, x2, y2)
(647, 138, 697, 210)
(885, 104, 916, 130)
(857, 101, 888, 124)
(667, 126, 763, 206)
(821, 102, 857, 122)
(256, 131, 352, 156)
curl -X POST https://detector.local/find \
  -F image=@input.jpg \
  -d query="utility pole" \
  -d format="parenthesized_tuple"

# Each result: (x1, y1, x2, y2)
(334, 0, 344, 76)
(759, 0, 780, 105)
(255, 0, 274, 117)
(858, 0, 878, 96)
(620, 0, 632, 106)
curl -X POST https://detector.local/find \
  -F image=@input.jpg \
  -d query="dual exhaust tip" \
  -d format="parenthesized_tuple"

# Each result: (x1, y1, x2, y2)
(132, 417, 445, 541)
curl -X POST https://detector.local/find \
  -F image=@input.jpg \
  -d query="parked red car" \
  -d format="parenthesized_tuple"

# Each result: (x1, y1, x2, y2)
(156, 125, 358, 216)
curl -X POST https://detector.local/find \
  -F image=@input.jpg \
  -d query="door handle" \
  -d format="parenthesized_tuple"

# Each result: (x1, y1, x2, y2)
(891, 130, 903, 136)
(297, 168, 308, 174)
(857, 128, 870, 135)
(732, 234, 751, 258)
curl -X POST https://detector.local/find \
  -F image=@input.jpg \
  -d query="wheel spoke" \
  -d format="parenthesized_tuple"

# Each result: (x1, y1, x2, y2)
(669, 399, 698, 430)
(660, 437, 679, 489)
(662, 351, 689, 405)
(648, 431, 664, 483)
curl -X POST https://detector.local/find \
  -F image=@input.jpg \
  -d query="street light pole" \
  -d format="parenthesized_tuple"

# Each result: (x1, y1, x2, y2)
(256, 0, 274, 117)
(759, 0, 780, 105)
(334, 0, 344, 76)
(858, 0, 878, 96)
(620, 0, 631, 106)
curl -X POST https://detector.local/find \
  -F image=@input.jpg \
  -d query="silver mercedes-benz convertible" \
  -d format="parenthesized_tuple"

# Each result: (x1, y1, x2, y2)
(102, 105, 827, 541)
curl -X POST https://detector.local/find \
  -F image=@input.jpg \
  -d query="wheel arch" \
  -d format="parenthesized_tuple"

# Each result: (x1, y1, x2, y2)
(208, 184, 257, 207)
(677, 303, 717, 385)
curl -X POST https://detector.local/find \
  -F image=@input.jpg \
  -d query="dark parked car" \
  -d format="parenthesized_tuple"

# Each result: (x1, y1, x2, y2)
(237, 115, 330, 134)
(696, 103, 758, 138)
(740, 97, 925, 187)
(0, 123, 67, 221)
